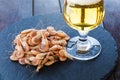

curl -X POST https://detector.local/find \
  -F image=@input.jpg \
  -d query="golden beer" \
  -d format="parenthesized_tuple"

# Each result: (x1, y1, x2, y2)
(63, 0, 104, 31)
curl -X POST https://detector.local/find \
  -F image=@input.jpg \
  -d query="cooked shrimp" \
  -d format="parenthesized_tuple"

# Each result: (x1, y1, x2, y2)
(19, 58, 26, 65)
(62, 36, 70, 40)
(29, 30, 37, 38)
(56, 31, 67, 38)
(59, 56, 67, 61)
(10, 50, 18, 61)
(45, 56, 55, 66)
(31, 36, 40, 45)
(41, 52, 50, 65)
(21, 29, 36, 34)
(31, 30, 42, 45)
(15, 45, 25, 58)
(49, 45, 63, 51)
(20, 37, 30, 51)
(36, 64, 43, 72)
(10, 26, 72, 72)
(51, 39, 67, 46)
(24, 58, 31, 65)
(59, 49, 73, 60)
(47, 26, 57, 36)
(47, 26, 55, 32)
(39, 31, 49, 52)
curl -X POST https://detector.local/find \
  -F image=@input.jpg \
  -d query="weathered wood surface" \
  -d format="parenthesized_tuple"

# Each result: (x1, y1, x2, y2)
(34, 0, 60, 15)
(0, 0, 120, 80)
(0, 0, 32, 30)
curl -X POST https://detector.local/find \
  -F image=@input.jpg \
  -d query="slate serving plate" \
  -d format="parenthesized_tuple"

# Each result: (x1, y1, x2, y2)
(0, 13, 118, 80)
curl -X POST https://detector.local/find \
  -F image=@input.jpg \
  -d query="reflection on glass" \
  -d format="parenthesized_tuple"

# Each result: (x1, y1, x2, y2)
(63, 0, 105, 60)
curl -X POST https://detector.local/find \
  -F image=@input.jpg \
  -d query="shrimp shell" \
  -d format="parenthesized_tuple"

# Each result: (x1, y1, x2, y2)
(62, 36, 70, 40)
(45, 60, 54, 66)
(59, 49, 66, 57)
(47, 26, 55, 32)
(20, 37, 30, 51)
(39, 31, 49, 52)
(41, 52, 51, 65)
(16, 45, 25, 58)
(36, 64, 43, 72)
(59, 56, 67, 61)
(24, 58, 31, 64)
(47, 26, 57, 36)
(56, 31, 67, 38)
(51, 40, 67, 46)
(10, 50, 18, 61)
(19, 58, 26, 65)
(36, 53, 47, 59)
(31, 36, 40, 45)
(21, 29, 36, 34)
(59, 49, 73, 60)
(49, 45, 63, 51)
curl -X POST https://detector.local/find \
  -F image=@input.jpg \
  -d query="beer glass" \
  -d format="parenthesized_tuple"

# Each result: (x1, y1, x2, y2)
(63, 0, 105, 60)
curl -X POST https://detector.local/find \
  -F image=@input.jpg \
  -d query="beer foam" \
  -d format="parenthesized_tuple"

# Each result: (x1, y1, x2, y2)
(68, 0, 101, 5)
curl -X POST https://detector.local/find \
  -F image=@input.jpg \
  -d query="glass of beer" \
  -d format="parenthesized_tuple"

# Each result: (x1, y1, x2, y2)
(63, 0, 105, 60)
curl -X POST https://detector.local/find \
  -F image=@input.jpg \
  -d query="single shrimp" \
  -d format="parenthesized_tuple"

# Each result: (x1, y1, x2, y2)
(47, 26, 55, 32)
(59, 49, 66, 57)
(28, 37, 36, 46)
(39, 31, 49, 52)
(31, 30, 42, 45)
(20, 37, 30, 51)
(51, 39, 67, 46)
(31, 36, 40, 45)
(21, 29, 36, 34)
(59, 56, 67, 61)
(24, 58, 31, 65)
(49, 45, 63, 51)
(15, 45, 25, 58)
(47, 26, 57, 36)
(62, 36, 70, 41)
(36, 64, 43, 72)
(56, 30, 67, 38)
(29, 30, 37, 38)
(41, 52, 51, 65)
(59, 49, 73, 60)
(10, 50, 18, 61)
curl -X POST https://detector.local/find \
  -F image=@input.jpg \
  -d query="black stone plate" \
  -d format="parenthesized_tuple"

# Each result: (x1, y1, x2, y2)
(0, 13, 118, 80)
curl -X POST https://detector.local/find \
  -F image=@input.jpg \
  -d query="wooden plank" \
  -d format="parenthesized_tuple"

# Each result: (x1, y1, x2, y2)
(0, 0, 32, 30)
(14, 0, 32, 18)
(34, 0, 60, 15)
(0, 0, 19, 30)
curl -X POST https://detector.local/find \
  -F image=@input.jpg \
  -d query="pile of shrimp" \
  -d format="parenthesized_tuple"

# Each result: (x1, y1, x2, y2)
(10, 26, 72, 72)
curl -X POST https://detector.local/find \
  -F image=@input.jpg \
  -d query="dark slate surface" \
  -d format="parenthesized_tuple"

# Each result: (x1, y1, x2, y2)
(0, 13, 118, 80)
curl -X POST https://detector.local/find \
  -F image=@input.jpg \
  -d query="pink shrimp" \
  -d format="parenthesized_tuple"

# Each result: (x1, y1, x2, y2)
(39, 31, 49, 52)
